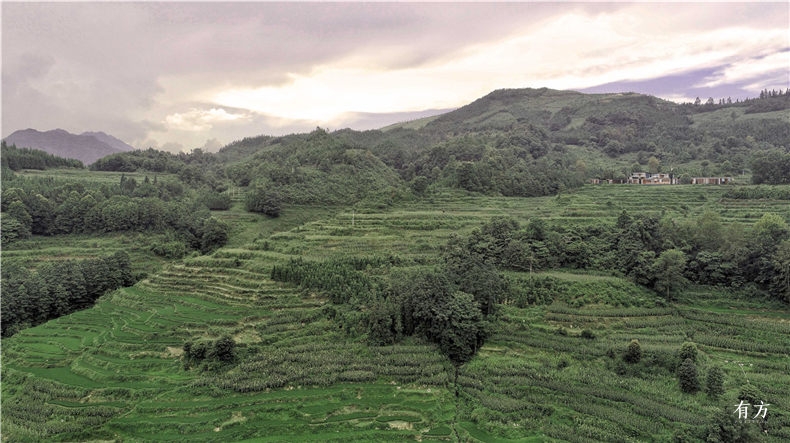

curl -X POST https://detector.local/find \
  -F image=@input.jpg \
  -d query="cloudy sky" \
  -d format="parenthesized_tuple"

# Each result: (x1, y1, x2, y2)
(2, 2, 788, 152)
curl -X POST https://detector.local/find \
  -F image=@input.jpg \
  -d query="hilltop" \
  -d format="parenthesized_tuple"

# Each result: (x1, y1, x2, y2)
(218, 87, 790, 197)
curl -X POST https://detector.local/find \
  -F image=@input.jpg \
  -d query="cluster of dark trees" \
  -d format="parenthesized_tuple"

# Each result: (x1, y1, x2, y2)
(1, 175, 229, 254)
(245, 186, 282, 217)
(1, 252, 134, 337)
(684, 88, 789, 112)
(1, 141, 84, 171)
(451, 212, 790, 303)
(182, 335, 237, 370)
(271, 251, 500, 366)
(389, 270, 489, 366)
(411, 133, 585, 197)
(0, 148, 236, 336)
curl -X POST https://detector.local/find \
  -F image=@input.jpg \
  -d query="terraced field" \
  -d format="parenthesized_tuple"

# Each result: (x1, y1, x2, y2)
(0, 232, 169, 275)
(3, 185, 789, 441)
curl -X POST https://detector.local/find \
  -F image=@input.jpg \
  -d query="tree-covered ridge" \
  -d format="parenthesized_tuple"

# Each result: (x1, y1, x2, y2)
(229, 128, 407, 206)
(90, 148, 226, 190)
(76, 88, 790, 203)
(1, 141, 84, 171)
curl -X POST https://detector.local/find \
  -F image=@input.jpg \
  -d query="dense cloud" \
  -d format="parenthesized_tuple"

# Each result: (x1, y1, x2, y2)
(3, 2, 788, 151)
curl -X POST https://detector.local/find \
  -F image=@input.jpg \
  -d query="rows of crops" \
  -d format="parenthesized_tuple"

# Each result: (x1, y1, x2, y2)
(2, 220, 456, 441)
(3, 185, 790, 441)
(458, 296, 790, 441)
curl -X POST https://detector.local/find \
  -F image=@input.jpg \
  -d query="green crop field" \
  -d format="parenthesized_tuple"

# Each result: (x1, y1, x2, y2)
(3, 184, 789, 442)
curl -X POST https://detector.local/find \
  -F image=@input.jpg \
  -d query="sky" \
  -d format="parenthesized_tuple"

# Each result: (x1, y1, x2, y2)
(2, 2, 789, 153)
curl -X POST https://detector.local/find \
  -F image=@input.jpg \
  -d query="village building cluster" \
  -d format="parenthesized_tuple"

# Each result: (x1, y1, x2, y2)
(591, 172, 733, 185)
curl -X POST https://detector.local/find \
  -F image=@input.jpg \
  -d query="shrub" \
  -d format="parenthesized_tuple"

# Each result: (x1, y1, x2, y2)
(210, 336, 237, 363)
(677, 358, 700, 393)
(198, 190, 232, 210)
(199, 216, 230, 253)
(678, 342, 698, 363)
(706, 366, 725, 398)
(151, 241, 186, 259)
(624, 339, 642, 364)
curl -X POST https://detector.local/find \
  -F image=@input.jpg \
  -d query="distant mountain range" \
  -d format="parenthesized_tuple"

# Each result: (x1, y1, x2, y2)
(3, 129, 135, 165)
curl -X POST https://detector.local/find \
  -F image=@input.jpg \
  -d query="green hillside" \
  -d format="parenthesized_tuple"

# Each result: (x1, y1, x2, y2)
(3, 185, 790, 441)
(84, 88, 790, 201)
(2, 88, 790, 442)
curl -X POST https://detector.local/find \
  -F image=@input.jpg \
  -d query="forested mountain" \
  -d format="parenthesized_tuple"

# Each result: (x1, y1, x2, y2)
(7, 88, 787, 195)
(45, 88, 790, 204)
(3, 128, 134, 165)
(373, 87, 789, 181)
(222, 88, 790, 195)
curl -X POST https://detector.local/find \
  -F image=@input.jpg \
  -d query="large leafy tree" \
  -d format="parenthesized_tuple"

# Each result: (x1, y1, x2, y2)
(199, 216, 230, 253)
(434, 291, 486, 366)
(397, 270, 487, 366)
(741, 213, 789, 286)
(706, 366, 725, 398)
(652, 249, 688, 300)
(27, 193, 56, 235)
(751, 149, 790, 184)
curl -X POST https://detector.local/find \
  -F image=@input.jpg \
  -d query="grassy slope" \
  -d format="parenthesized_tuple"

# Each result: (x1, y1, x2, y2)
(2, 185, 790, 442)
(690, 108, 790, 128)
